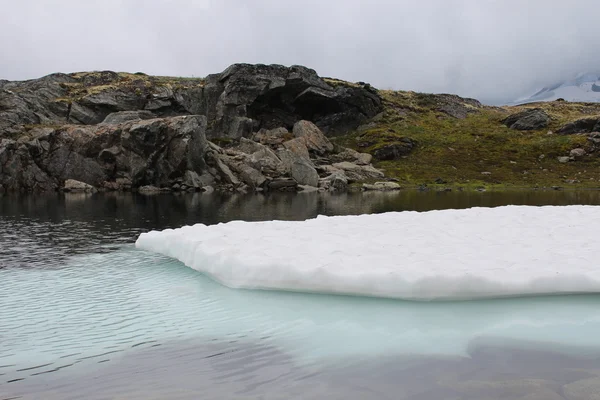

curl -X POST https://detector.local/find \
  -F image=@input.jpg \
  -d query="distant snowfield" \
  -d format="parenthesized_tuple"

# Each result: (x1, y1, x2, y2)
(515, 73, 600, 104)
(136, 206, 600, 301)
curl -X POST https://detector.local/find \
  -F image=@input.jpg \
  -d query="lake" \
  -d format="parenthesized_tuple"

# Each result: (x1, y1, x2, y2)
(2, 190, 600, 400)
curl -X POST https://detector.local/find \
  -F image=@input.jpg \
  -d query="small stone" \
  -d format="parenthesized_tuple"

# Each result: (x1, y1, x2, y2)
(557, 156, 570, 163)
(481, 171, 492, 175)
(63, 179, 96, 192)
(138, 185, 161, 193)
(362, 181, 401, 191)
(570, 148, 586, 160)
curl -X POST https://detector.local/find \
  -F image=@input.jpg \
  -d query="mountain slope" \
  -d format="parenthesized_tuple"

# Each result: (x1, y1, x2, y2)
(515, 72, 600, 104)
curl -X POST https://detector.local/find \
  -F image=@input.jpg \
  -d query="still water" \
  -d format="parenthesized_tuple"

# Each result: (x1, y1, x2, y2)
(2, 190, 600, 400)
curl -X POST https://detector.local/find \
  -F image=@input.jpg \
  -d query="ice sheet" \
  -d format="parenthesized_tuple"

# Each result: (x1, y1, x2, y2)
(135, 206, 600, 300)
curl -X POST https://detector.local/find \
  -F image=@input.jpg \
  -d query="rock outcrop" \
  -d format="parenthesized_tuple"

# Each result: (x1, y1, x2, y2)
(1, 64, 386, 192)
(556, 116, 600, 134)
(502, 108, 550, 130)
(0, 65, 390, 193)
(1, 115, 208, 192)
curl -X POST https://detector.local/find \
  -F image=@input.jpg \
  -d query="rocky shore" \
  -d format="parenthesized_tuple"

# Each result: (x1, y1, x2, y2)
(0, 64, 396, 193)
(3, 63, 600, 192)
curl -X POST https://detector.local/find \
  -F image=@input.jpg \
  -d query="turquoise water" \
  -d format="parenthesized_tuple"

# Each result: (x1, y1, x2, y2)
(2, 191, 600, 399)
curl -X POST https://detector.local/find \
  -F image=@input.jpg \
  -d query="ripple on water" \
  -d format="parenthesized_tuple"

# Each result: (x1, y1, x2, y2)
(3, 194, 600, 399)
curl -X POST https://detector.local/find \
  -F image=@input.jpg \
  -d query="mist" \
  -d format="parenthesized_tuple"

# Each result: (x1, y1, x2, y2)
(1, 0, 599, 104)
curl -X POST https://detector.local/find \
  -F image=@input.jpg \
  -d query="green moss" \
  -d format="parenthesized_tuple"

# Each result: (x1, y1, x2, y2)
(335, 93, 600, 189)
(211, 137, 236, 147)
(55, 72, 205, 104)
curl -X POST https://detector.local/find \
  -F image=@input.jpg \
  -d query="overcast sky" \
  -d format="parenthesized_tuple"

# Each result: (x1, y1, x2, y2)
(1, 0, 598, 104)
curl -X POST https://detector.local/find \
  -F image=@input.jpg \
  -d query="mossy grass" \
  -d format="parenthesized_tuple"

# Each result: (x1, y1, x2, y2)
(335, 90, 600, 189)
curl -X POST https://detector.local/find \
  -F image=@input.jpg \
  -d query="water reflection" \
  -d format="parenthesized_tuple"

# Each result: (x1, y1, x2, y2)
(3, 190, 600, 399)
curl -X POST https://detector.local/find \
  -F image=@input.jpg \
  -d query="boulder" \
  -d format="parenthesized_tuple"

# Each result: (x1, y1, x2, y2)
(235, 138, 286, 176)
(362, 181, 401, 191)
(282, 138, 311, 162)
(570, 148, 586, 160)
(319, 171, 348, 192)
(63, 179, 96, 192)
(330, 147, 372, 165)
(373, 139, 415, 160)
(291, 158, 319, 187)
(138, 185, 162, 194)
(212, 154, 241, 186)
(267, 178, 298, 191)
(219, 154, 267, 189)
(332, 161, 385, 181)
(502, 108, 550, 130)
(251, 127, 290, 146)
(557, 117, 600, 134)
(292, 120, 334, 155)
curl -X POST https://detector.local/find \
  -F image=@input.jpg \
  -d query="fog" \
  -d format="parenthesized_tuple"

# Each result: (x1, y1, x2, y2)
(1, 0, 598, 104)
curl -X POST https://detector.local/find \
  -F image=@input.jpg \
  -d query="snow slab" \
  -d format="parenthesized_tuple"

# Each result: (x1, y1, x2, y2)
(135, 206, 600, 301)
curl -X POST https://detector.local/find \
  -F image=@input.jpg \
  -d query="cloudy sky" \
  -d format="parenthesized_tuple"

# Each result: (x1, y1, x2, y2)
(1, 0, 598, 104)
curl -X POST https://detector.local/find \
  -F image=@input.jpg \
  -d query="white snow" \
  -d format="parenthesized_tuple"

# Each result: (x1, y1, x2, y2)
(135, 206, 600, 301)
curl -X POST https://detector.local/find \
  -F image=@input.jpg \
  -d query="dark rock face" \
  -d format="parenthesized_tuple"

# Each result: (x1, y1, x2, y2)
(373, 139, 416, 160)
(556, 117, 600, 134)
(0, 116, 208, 192)
(1, 64, 382, 141)
(502, 108, 550, 130)
(205, 64, 382, 138)
(1, 64, 386, 192)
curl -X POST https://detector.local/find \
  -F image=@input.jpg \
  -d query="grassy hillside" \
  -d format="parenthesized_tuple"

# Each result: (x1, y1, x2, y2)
(336, 90, 600, 189)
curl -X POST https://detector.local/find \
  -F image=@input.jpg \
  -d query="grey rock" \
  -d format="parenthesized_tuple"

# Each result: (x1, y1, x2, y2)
(205, 63, 382, 138)
(319, 171, 348, 192)
(282, 138, 311, 162)
(292, 120, 334, 155)
(101, 110, 155, 124)
(219, 155, 266, 189)
(373, 139, 415, 160)
(0, 115, 209, 192)
(557, 117, 600, 134)
(502, 108, 550, 130)
(182, 170, 204, 189)
(212, 155, 241, 186)
(330, 147, 372, 165)
(252, 127, 290, 146)
(291, 158, 319, 187)
(138, 185, 162, 193)
(267, 178, 298, 191)
(332, 161, 385, 181)
(0, 139, 57, 191)
(570, 148, 586, 160)
(63, 179, 96, 192)
(558, 156, 570, 163)
(362, 181, 401, 191)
